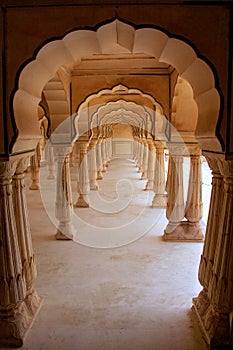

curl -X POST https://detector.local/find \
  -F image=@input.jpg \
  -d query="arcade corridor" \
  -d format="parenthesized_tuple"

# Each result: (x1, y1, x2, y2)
(18, 157, 209, 350)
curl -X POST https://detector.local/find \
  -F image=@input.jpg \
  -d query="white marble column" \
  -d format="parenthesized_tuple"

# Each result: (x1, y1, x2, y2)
(0, 160, 30, 347)
(29, 143, 40, 190)
(133, 138, 138, 163)
(141, 138, 149, 180)
(137, 139, 144, 173)
(193, 156, 233, 349)
(75, 141, 90, 208)
(96, 138, 103, 180)
(134, 137, 139, 166)
(12, 157, 42, 315)
(88, 138, 98, 190)
(164, 149, 185, 240)
(46, 141, 55, 180)
(152, 141, 167, 207)
(101, 138, 107, 172)
(106, 138, 111, 163)
(54, 146, 74, 240)
(184, 145, 204, 240)
(145, 139, 155, 190)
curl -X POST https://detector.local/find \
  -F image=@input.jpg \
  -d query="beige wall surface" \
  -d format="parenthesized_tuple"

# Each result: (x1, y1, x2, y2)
(112, 124, 133, 139)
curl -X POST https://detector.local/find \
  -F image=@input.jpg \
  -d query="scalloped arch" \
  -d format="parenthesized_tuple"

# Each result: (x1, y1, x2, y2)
(13, 19, 221, 153)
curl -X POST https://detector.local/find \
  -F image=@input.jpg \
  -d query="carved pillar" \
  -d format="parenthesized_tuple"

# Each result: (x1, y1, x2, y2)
(96, 138, 103, 180)
(0, 160, 29, 347)
(164, 146, 185, 240)
(133, 138, 139, 162)
(69, 147, 75, 167)
(184, 145, 204, 240)
(88, 138, 99, 190)
(137, 139, 144, 173)
(106, 138, 111, 163)
(101, 138, 107, 172)
(193, 156, 233, 348)
(152, 141, 167, 207)
(165, 153, 172, 194)
(29, 143, 40, 190)
(145, 139, 155, 190)
(12, 157, 42, 315)
(46, 141, 55, 180)
(109, 138, 113, 160)
(54, 146, 74, 240)
(74, 141, 90, 208)
(134, 137, 139, 166)
(141, 138, 149, 180)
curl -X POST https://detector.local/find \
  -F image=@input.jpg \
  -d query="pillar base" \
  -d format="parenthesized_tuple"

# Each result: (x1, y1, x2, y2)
(141, 172, 147, 180)
(97, 171, 103, 180)
(55, 230, 73, 240)
(25, 288, 43, 316)
(0, 296, 42, 347)
(90, 182, 99, 191)
(144, 180, 154, 191)
(152, 194, 167, 207)
(74, 194, 89, 208)
(192, 291, 233, 349)
(55, 222, 74, 240)
(29, 183, 40, 190)
(163, 221, 204, 241)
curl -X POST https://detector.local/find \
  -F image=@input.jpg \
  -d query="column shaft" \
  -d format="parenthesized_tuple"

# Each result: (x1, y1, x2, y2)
(54, 146, 74, 240)
(46, 141, 55, 180)
(88, 138, 98, 190)
(96, 139, 103, 180)
(152, 141, 167, 207)
(183, 147, 204, 240)
(164, 152, 185, 240)
(145, 140, 155, 190)
(75, 142, 90, 208)
(141, 139, 148, 180)
(29, 143, 40, 190)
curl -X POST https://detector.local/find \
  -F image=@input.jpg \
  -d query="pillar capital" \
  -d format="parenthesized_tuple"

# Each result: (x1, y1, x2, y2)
(186, 143, 202, 156)
(153, 140, 165, 149)
(54, 145, 72, 158)
(167, 142, 190, 157)
(218, 159, 233, 178)
(15, 157, 30, 175)
(0, 159, 18, 180)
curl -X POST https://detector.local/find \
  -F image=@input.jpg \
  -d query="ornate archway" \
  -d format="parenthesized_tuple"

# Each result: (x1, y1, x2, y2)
(13, 19, 221, 154)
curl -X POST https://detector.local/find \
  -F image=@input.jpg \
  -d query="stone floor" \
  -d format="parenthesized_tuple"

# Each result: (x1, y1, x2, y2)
(12, 157, 210, 350)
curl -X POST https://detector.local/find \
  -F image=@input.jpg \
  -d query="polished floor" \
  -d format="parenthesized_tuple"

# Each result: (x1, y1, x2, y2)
(16, 157, 210, 350)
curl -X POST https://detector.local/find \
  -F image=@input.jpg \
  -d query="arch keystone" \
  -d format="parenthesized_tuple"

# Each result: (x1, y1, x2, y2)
(97, 19, 135, 54)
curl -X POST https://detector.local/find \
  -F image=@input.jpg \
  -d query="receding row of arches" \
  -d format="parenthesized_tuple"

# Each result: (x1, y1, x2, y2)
(1, 17, 232, 350)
